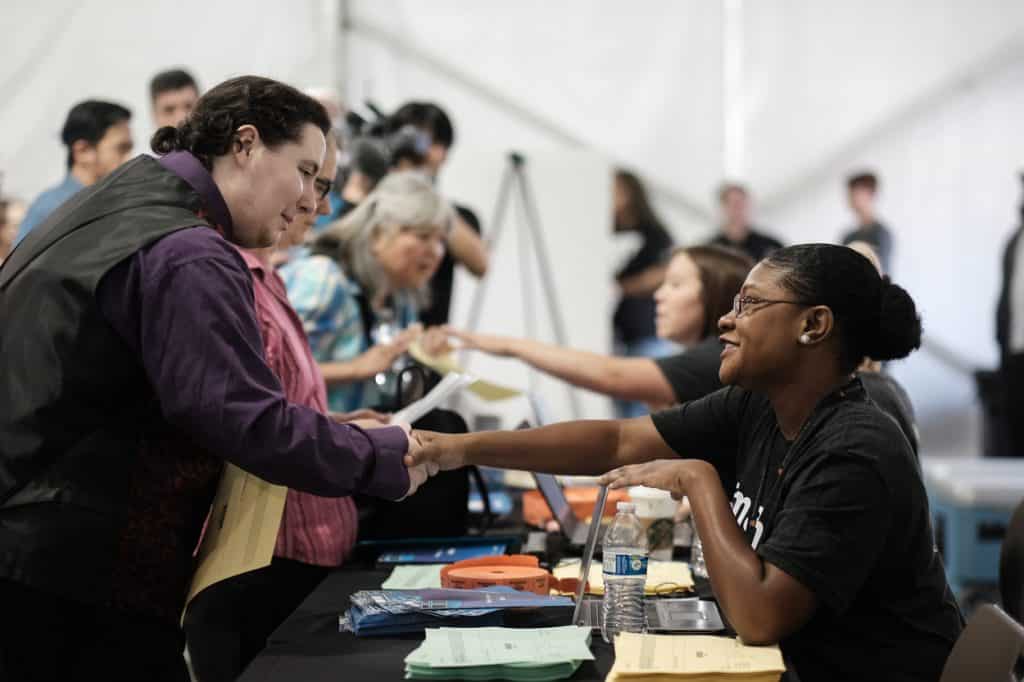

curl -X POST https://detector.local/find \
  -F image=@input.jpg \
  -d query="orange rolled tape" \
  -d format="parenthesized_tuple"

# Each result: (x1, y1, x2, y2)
(440, 554, 584, 595)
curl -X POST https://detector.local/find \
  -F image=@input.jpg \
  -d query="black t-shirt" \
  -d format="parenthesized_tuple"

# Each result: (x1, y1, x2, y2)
(654, 337, 724, 403)
(709, 228, 783, 262)
(651, 379, 962, 682)
(613, 221, 674, 343)
(421, 204, 481, 327)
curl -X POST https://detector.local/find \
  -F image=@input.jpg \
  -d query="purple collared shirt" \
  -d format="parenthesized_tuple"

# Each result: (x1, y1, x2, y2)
(95, 151, 410, 500)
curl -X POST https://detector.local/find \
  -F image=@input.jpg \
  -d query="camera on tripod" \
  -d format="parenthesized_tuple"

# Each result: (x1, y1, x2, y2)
(337, 102, 435, 188)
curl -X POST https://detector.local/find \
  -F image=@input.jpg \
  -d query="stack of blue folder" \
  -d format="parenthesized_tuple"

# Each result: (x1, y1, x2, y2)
(339, 587, 573, 636)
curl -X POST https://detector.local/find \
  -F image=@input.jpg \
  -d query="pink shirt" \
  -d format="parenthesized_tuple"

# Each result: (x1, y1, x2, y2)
(236, 247, 358, 566)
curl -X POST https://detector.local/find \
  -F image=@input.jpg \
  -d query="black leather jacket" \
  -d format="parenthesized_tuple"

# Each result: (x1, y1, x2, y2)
(0, 156, 220, 621)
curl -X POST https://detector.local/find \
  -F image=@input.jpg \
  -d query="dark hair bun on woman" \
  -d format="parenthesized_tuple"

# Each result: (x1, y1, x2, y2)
(151, 125, 192, 156)
(149, 75, 330, 169)
(866, 277, 922, 361)
(764, 243, 923, 372)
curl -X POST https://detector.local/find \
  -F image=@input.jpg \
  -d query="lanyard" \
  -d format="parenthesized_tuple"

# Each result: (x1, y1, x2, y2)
(748, 377, 860, 536)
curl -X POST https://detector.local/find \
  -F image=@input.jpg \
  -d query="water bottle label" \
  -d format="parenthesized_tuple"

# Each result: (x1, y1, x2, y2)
(603, 553, 648, 576)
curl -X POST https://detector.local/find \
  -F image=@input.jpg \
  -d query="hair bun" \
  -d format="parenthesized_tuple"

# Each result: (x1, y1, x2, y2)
(150, 125, 183, 156)
(864, 276, 922, 361)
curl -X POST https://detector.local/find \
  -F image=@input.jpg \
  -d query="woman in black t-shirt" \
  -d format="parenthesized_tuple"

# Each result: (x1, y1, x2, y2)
(445, 245, 752, 409)
(609, 170, 675, 416)
(409, 244, 962, 682)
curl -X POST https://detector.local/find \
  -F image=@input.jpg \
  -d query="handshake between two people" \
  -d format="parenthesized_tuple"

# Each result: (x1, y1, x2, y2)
(330, 409, 436, 500)
(399, 430, 715, 504)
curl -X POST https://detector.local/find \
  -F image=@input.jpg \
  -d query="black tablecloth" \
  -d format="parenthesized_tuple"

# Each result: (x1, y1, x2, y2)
(238, 564, 721, 682)
(237, 567, 616, 681)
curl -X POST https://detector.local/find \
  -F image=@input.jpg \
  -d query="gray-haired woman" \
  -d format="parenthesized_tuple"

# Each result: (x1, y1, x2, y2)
(281, 170, 452, 412)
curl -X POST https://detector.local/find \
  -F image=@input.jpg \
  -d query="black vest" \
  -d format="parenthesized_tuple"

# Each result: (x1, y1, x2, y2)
(0, 156, 223, 621)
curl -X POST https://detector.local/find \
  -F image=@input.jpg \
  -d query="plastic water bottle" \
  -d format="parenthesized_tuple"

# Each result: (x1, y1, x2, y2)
(601, 501, 648, 644)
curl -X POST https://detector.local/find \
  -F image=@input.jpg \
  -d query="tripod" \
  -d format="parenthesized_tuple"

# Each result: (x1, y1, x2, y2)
(461, 152, 582, 419)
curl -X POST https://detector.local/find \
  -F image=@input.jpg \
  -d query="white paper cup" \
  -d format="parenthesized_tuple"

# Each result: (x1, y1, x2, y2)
(629, 486, 677, 560)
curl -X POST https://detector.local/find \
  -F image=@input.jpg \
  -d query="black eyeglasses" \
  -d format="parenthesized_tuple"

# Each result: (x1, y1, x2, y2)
(732, 294, 807, 318)
(314, 177, 333, 201)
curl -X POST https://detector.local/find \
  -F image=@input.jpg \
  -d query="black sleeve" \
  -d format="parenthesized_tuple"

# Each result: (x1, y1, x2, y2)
(616, 223, 673, 279)
(756, 449, 890, 615)
(650, 386, 750, 473)
(654, 339, 724, 403)
(455, 204, 481, 234)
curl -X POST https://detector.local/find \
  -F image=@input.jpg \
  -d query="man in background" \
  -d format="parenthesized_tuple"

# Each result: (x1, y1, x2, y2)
(15, 100, 133, 245)
(150, 68, 200, 129)
(708, 182, 783, 262)
(840, 171, 893, 273)
(996, 175, 1024, 457)
(387, 101, 488, 325)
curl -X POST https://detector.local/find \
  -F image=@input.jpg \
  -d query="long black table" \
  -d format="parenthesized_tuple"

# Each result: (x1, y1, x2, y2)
(237, 562, 721, 682)
(236, 566, 614, 681)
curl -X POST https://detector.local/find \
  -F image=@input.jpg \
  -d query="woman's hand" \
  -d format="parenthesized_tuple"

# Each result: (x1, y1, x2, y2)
(442, 326, 515, 357)
(352, 324, 423, 377)
(404, 429, 467, 471)
(420, 326, 453, 356)
(599, 459, 717, 500)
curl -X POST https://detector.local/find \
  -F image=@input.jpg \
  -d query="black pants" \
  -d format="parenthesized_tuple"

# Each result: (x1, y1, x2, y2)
(0, 578, 189, 682)
(183, 557, 328, 682)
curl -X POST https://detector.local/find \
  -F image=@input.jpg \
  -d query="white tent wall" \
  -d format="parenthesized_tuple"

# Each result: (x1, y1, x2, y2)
(743, 0, 1024, 456)
(2, 0, 341, 203)
(759, 55, 1024, 455)
(342, 0, 724, 240)
(441, 149, 620, 427)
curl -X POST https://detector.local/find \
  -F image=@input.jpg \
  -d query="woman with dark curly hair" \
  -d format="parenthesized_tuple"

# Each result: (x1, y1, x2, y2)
(0, 76, 427, 681)
(409, 244, 963, 682)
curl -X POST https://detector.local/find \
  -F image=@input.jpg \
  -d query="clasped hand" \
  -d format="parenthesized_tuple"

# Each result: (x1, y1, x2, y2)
(401, 430, 452, 499)
(399, 430, 466, 499)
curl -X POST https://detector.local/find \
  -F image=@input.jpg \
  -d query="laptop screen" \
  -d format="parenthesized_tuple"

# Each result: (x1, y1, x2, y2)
(533, 472, 577, 531)
(517, 409, 579, 537)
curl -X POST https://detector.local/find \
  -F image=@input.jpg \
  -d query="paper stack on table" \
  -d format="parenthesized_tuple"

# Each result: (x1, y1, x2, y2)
(553, 560, 694, 595)
(405, 625, 594, 680)
(606, 633, 785, 682)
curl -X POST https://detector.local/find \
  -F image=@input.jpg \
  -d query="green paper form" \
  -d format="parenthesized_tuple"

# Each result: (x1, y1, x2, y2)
(381, 564, 445, 590)
(405, 626, 594, 681)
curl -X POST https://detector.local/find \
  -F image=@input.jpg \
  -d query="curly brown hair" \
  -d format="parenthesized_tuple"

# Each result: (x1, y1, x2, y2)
(151, 75, 331, 169)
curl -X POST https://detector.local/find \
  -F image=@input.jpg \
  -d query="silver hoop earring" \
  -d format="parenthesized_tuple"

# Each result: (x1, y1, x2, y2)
(800, 334, 811, 344)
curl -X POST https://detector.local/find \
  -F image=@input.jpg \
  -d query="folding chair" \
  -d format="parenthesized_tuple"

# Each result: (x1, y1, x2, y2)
(939, 604, 1024, 682)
